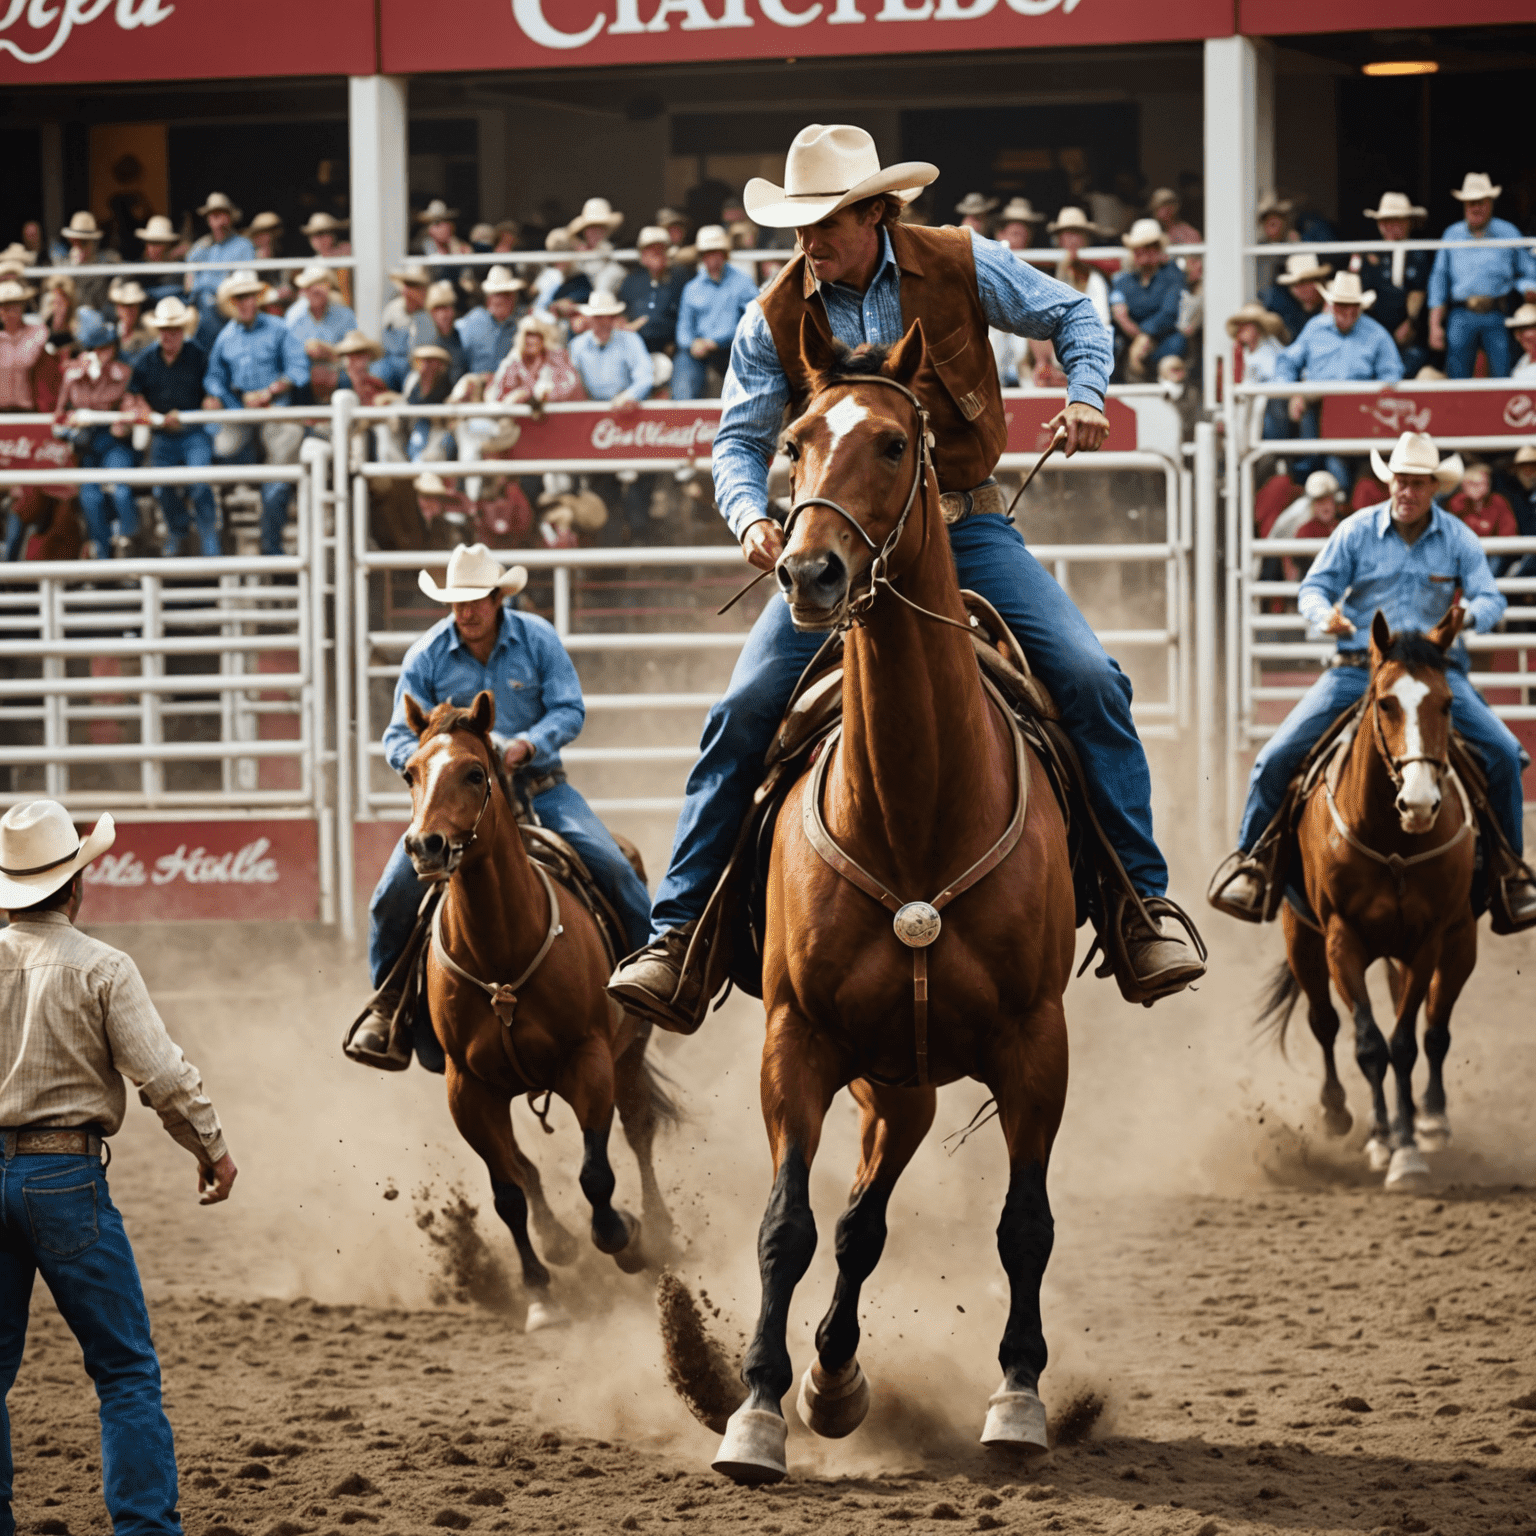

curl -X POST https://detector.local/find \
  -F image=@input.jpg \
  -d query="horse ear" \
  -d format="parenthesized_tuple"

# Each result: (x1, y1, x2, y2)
(885, 320, 927, 390)
(403, 693, 428, 736)
(468, 689, 495, 735)
(798, 314, 839, 380)
(1427, 604, 1465, 653)
(1369, 609, 1392, 665)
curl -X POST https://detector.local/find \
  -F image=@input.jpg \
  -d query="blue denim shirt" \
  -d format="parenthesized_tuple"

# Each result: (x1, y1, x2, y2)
(1427, 220, 1536, 308)
(455, 307, 519, 375)
(1296, 503, 1506, 667)
(383, 604, 584, 775)
(570, 328, 654, 401)
(284, 299, 359, 348)
(1109, 260, 1186, 340)
(1273, 312, 1404, 383)
(202, 314, 311, 406)
(185, 234, 256, 300)
(676, 264, 760, 351)
(711, 229, 1113, 539)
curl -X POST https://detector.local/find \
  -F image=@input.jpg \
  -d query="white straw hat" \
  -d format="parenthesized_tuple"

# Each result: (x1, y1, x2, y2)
(996, 197, 1045, 224)
(577, 290, 627, 318)
(0, 802, 115, 908)
(1363, 191, 1426, 221)
(636, 225, 671, 249)
(743, 124, 937, 230)
(481, 266, 526, 296)
(1275, 251, 1333, 286)
(1503, 303, 1536, 332)
(197, 191, 242, 221)
(293, 264, 337, 292)
(1047, 206, 1103, 237)
(1369, 432, 1465, 492)
(418, 543, 529, 603)
(1121, 218, 1167, 250)
(135, 214, 177, 243)
(1318, 270, 1376, 309)
(568, 197, 624, 236)
(145, 296, 199, 334)
(60, 211, 104, 243)
(693, 225, 732, 255)
(1304, 470, 1340, 499)
(1451, 172, 1501, 202)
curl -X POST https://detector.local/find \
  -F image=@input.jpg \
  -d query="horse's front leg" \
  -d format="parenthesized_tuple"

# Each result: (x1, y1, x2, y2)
(1324, 922, 1393, 1172)
(799, 1077, 935, 1440)
(1419, 914, 1476, 1151)
(1283, 905, 1352, 1135)
(979, 1000, 1068, 1456)
(1382, 949, 1436, 1191)
(556, 1037, 646, 1274)
(713, 1006, 845, 1486)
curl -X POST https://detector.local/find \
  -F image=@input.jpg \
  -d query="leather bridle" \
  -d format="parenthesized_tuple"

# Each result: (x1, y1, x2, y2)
(1368, 680, 1449, 792)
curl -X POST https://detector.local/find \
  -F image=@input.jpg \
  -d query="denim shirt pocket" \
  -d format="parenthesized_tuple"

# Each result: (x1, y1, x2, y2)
(24, 1175, 101, 1260)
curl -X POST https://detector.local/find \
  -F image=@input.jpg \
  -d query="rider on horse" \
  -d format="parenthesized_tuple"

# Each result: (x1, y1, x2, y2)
(351, 543, 652, 1063)
(608, 123, 1207, 1027)
(1212, 430, 1536, 929)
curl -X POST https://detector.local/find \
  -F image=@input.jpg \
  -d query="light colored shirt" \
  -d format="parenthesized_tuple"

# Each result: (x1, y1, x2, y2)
(284, 298, 359, 348)
(383, 604, 585, 776)
(569, 328, 654, 402)
(203, 313, 311, 407)
(1240, 336, 1284, 386)
(185, 233, 257, 300)
(675, 263, 760, 351)
(1512, 352, 1536, 380)
(712, 228, 1113, 539)
(1273, 311, 1404, 384)
(0, 912, 226, 1163)
(380, 296, 434, 363)
(487, 347, 584, 405)
(455, 307, 519, 375)
(1296, 502, 1506, 667)
(1426, 219, 1536, 308)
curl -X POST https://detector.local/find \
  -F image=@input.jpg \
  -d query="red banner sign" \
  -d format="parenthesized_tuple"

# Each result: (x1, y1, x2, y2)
(80, 819, 319, 923)
(1318, 388, 1536, 442)
(0, 420, 75, 499)
(1239, 0, 1530, 36)
(0, 0, 375, 86)
(379, 0, 1230, 73)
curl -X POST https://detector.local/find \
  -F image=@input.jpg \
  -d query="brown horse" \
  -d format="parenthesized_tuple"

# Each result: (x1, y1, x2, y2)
(1259, 608, 1477, 1191)
(401, 690, 678, 1329)
(710, 324, 1076, 1483)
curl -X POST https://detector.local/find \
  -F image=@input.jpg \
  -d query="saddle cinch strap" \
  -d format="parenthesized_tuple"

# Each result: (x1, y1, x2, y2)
(800, 678, 1029, 1088)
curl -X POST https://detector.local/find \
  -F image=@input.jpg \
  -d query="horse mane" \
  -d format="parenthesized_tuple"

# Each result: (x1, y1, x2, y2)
(805, 339, 893, 397)
(418, 700, 519, 810)
(1380, 634, 1447, 674)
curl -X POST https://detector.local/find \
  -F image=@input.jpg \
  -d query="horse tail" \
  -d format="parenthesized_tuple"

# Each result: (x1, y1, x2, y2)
(1255, 959, 1303, 1057)
(640, 1047, 683, 1131)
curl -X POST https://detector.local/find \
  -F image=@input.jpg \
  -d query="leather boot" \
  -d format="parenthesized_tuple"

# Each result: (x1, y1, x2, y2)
(1116, 896, 1207, 1006)
(344, 1003, 412, 1071)
(607, 926, 703, 1034)
(1206, 853, 1268, 923)
(1500, 873, 1536, 932)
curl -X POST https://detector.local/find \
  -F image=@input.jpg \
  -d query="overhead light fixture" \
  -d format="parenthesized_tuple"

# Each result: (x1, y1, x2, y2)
(1362, 59, 1438, 76)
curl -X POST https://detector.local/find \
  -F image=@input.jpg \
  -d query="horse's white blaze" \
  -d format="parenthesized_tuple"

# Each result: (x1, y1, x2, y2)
(419, 736, 457, 812)
(1391, 672, 1439, 816)
(823, 395, 869, 455)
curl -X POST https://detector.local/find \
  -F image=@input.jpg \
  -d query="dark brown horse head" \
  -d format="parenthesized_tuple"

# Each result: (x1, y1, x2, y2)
(400, 689, 507, 879)
(1367, 607, 1462, 834)
(775, 318, 929, 630)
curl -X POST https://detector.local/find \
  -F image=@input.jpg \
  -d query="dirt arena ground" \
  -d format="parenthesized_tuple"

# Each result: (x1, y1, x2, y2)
(8, 891, 1536, 1536)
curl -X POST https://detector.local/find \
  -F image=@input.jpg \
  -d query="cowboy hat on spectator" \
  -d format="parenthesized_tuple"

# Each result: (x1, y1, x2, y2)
(516, 312, 563, 349)
(60, 211, 104, 244)
(41, 272, 77, 299)
(569, 198, 624, 237)
(997, 197, 1045, 224)
(145, 296, 199, 335)
(1048, 206, 1103, 237)
(1318, 270, 1375, 309)
(1515, 445, 1536, 466)
(1147, 187, 1181, 212)
(694, 225, 733, 255)
(1275, 251, 1333, 286)
(76, 313, 116, 350)
(745, 124, 937, 229)
(482, 266, 527, 295)
(220, 270, 268, 300)
(655, 206, 688, 229)
(1121, 218, 1167, 249)
(0, 801, 115, 909)
(246, 211, 284, 237)
(0, 242, 31, 267)
(469, 223, 496, 247)
(0, 278, 37, 304)
(636, 225, 671, 250)
(415, 472, 453, 498)
(411, 343, 454, 365)
(425, 280, 458, 309)
(108, 278, 148, 306)
(955, 193, 998, 218)
(1304, 469, 1341, 500)
(578, 291, 628, 318)
(544, 228, 576, 254)
(135, 213, 177, 243)
(416, 199, 459, 225)
(1451, 173, 1501, 202)
(294, 264, 338, 293)
(1370, 431, 1464, 492)
(302, 212, 347, 237)
(538, 488, 609, 532)
(1256, 193, 1294, 219)
(389, 262, 432, 288)
(418, 543, 528, 603)
(197, 192, 242, 221)
(335, 329, 385, 358)
(1225, 301, 1289, 341)
(1363, 191, 1426, 221)
(1504, 303, 1536, 332)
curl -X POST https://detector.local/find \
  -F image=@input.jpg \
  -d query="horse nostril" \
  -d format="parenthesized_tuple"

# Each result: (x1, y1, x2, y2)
(421, 832, 446, 856)
(776, 562, 793, 592)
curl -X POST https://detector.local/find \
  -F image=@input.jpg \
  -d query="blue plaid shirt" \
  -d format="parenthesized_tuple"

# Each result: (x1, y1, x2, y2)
(1274, 312, 1404, 383)
(712, 229, 1113, 539)
(1427, 219, 1536, 308)
(569, 328, 654, 401)
(383, 604, 584, 775)
(202, 314, 310, 406)
(1296, 502, 1505, 668)
(185, 234, 256, 300)
(455, 307, 519, 374)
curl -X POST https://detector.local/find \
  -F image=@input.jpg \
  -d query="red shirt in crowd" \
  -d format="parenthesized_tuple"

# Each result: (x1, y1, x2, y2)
(55, 353, 134, 417)
(0, 321, 52, 411)
(1446, 490, 1517, 541)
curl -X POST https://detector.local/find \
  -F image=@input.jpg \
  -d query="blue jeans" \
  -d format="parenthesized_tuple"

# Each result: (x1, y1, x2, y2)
(1446, 306, 1513, 380)
(650, 510, 1167, 937)
(77, 430, 140, 549)
(149, 429, 219, 557)
(368, 778, 653, 987)
(1238, 660, 1526, 854)
(0, 1152, 180, 1535)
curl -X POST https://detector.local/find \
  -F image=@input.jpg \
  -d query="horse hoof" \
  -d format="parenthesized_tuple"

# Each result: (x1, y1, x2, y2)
(1322, 1105, 1354, 1138)
(795, 1357, 870, 1440)
(1364, 1137, 1392, 1173)
(712, 1406, 788, 1484)
(980, 1383, 1049, 1454)
(538, 1226, 582, 1268)
(1415, 1113, 1451, 1149)
(1385, 1145, 1432, 1192)
(525, 1298, 572, 1334)
(612, 1212, 647, 1275)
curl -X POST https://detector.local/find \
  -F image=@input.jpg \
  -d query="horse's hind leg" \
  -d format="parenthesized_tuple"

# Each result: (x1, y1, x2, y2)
(613, 1026, 680, 1265)
(980, 1001, 1069, 1455)
(1418, 916, 1477, 1151)
(799, 1078, 935, 1440)
(558, 1039, 646, 1273)
(1284, 907, 1351, 1136)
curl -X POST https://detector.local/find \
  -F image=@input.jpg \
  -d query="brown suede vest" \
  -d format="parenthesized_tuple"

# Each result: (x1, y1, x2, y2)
(757, 222, 1007, 493)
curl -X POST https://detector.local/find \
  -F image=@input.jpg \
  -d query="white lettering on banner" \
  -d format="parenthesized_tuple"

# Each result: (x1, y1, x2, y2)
(0, 435, 72, 466)
(147, 838, 281, 886)
(84, 850, 148, 887)
(0, 0, 173, 65)
(590, 415, 717, 452)
(508, 0, 1086, 46)
(1505, 395, 1536, 431)
(1369, 396, 1432, 434)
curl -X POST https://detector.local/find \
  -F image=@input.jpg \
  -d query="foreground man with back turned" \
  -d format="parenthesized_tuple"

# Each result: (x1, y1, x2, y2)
(610, 124, 1206, 1027)
(0, 801, 236, 1535)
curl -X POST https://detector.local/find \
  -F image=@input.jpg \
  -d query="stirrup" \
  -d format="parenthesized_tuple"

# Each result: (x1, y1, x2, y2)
(343, 1007, 412, 1071)
(1120, 894, 1208, 1007)
(1206, 851, 1268, 924)
(606, 929, 703, 1035)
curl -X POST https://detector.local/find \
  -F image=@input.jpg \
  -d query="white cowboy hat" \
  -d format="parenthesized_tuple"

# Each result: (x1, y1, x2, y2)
(1515, 445, 1536, 467)
(197, 191, 242, 220)
(1256, 193, 1294, 219)
(1304, 469, 1340, 500)
(221, 269, 268, 300)
(334, 328, 385, 358)
(416, 199, 459, 224)
(145, 295, 199, 334)
(955, 192, 998, 217)
(418, 543, 529, 603)
(544, 228, 576, 254)
(1318, 271, 1376, 309)
(301, 211, 348, 236)
(60, 211, 104, 243)
(0, 278, 37, 304)
(635, 225, 671, 249)
(1147, 187, 1181, 212)
(481, 265, 526, 295)
(410, 342, 453, 365)
(414, 472, 452, 497)
(694, 224, 732, 255)
(1370, 432, 1465, 492)
(1225, 301, 1289, 341)
(424, 280, 458, 309)
(1505, 303, 1536, 332)
(1451, 172, 1501, 202)
(1275, 251, 1333, 286)
(294, 264, 337, 292)
(108, 278, 147, 306)
(1048, 206, 1103, 237)
(997, 197, 1045, 225)
(1121, 218, 1167, 250)
(245, 211, 284, 236)
(389, 262, 432, 288)
(0, 802, 115, 909)
(568, 197, 624, 236)
(743, 124, 937, 230)
(135, 213, 177, 243)
(577, 290, 627, 318)
(1363, 191, 1426, 221)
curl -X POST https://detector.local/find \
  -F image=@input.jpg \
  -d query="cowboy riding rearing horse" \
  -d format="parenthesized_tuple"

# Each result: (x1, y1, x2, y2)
(609, 123, 1206, 1026)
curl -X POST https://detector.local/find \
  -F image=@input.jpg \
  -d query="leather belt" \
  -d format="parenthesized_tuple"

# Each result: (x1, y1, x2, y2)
(518, 768, 567, 800)
(1, 1128, 103, 1158)
(939, 478, 1007, 526)
(1459, 295, 1499, 315)
(1329, 652, 1371, 669)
